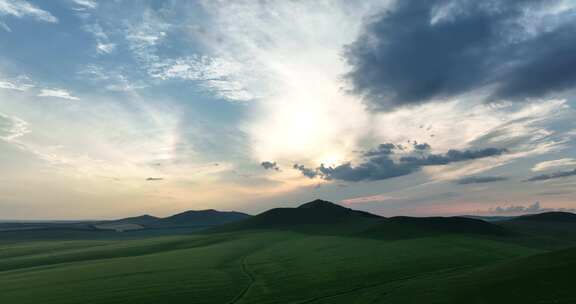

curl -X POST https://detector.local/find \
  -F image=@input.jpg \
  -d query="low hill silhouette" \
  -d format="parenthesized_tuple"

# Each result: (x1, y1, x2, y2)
(510, 211, 576, 222)
(93, 210, 251, 231)
(215, 199, 383, 234)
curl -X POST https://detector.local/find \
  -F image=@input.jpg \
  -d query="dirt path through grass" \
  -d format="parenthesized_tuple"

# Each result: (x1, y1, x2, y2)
(227, 255, 255, 304)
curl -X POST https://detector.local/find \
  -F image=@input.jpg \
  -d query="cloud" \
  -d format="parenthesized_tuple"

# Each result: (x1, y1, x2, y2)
(148, 56, 253, 101)
(413, 142, 431, 151)
(0, 0, 58, 28)
(487, 201, 576, 215)
(294, 144, 507, 182)
(532, 158, 576, 172)
(38, 89, 80, 101)
(0, 78, 34, 91)
(455, 176, 509, 185)
(71, 0, 97, 10)
(362, 143, 400, 157)
(0, 113, 29, 141)
(293, 164, 320, 179)
(341, 194, 396, 205)
(260, 161, 279, 171)
(345, 0, 576, 109)
(78, 65, 146, 92)
(83, 23, 115, 55)
(525, 168, 576, 182)
(146, 177, 164, 181)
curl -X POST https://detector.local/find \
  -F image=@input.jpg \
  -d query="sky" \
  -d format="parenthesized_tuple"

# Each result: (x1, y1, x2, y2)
(0, 0, 575, 219)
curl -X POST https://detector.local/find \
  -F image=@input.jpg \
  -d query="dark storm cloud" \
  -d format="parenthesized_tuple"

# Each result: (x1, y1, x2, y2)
(455, 176, 509, 185)
(345, 0, 576, 109)
(294, 144, 507, 182)
(525, 168, 576, 182)
(261, 161, 280, 171)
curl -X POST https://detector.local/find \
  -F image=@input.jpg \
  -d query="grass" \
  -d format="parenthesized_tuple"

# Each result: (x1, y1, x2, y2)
(0, 228, 559, 304)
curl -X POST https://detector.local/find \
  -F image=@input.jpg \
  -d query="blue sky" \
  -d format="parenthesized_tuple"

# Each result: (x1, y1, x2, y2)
(0, 0, 575, 219)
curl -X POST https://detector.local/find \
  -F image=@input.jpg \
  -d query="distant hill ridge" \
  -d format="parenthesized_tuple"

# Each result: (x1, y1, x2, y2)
(99, 209, 251, 231)
(361, 216, 509, 239)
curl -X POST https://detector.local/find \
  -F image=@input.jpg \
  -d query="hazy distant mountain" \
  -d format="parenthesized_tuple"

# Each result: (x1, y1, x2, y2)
(106, 215, 160, 226)
(92, 210, 251, 231)
(510, 212, 576, 223)
(159, 209, 251, 227)
(461, 215, 517, 222)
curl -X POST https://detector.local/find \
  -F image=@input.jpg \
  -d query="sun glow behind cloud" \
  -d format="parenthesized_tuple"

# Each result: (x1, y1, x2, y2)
(188, 1, 390, 168)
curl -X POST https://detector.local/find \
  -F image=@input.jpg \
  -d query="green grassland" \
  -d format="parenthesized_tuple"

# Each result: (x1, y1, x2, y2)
(1, 202, 575, 304)
(0, 228, 571, 304)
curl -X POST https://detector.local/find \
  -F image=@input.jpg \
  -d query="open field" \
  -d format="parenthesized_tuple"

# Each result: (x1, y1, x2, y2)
(0, 227, 572, 304)
(1, 202, 575, 303)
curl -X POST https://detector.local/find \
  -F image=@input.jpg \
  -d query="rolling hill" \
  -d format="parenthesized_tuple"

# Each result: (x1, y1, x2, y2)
(360, 216, 509, 240)
(498, 211, 576, 246)
(215, 199, 383, 234)
(387, 246, 576, 304)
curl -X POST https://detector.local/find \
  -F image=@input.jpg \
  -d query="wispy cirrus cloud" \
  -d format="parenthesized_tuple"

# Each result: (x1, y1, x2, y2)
(525, 168, 576, 182)
(71, 0, 97, 11)
(0, 0, 57, 30)
(0, 113, 29, 141)
(455, 176, 509, 185)
(0, 77, 34, 91)
(532, 158, 576, 172)
(148, 55, 253, 101)
(78, 65, 146, 92)
(38, 88, 80, 101)
(83, 23, 116, 55)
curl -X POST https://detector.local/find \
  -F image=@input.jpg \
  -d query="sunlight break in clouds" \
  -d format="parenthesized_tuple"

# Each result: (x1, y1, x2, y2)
(194, 1, 391, 166)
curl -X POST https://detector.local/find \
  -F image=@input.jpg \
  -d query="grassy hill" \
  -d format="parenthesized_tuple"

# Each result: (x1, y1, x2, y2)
(0, 230, 546, 304)
(382, 246, 576, 304)
(497, 212, 576, 248)
(360, 216, 509, 240)
(214, 199, 382, 234)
